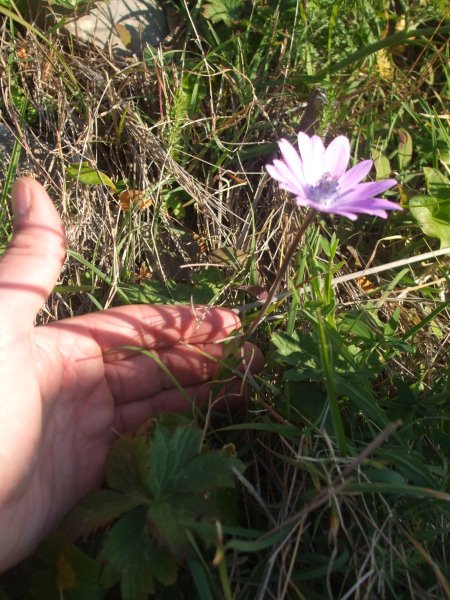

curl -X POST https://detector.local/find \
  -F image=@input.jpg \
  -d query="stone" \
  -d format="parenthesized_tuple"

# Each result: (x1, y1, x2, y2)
(64, 0, 169, 57)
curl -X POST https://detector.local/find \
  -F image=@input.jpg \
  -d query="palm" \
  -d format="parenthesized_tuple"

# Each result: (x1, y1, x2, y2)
(0, 179, 260, 572)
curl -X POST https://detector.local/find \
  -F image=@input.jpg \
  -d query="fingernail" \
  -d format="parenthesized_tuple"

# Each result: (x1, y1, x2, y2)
(12, 179, 32, 220)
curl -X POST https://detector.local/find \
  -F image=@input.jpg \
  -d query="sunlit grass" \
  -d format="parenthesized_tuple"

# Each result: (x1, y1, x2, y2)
(0, 0, 449, 598)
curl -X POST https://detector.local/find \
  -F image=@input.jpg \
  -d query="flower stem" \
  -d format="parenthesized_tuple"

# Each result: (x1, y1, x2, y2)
(316, 307, 347, 455)
(243, 209, 317, 340)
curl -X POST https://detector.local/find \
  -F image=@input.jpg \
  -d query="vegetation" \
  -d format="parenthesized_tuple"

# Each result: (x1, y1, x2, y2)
(0, 0, 449, 598)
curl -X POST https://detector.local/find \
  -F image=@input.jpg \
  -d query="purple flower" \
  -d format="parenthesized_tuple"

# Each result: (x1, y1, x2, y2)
(266, 132, 401, 220)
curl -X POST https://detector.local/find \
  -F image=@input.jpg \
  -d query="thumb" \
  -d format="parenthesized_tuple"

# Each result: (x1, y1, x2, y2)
(0, 177, 66, 324)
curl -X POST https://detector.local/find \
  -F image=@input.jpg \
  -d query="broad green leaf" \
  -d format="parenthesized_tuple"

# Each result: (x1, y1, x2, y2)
(62, 490, 146, 540)
(168, 451, 244, 495)
(410, 168, 450, 247)
(148, 423, 243, 496)
(337, 377, 389, 427)
(271, 331, 302, 357)
(67, 161, 116, 191)
(409, 195, 450, 247)
(423, 167, 450, 199)
(147, 539, 178, 586)
(99, 507, 155, 599)
(105, 434, 148, 494)
(147, 424, 202, 497)
(397, 128, 413, 170)
(147, 500, 202, 556)
(119, 278, 218, 306)
(202, 0, 242, 25)
(371, 147, 391, 180)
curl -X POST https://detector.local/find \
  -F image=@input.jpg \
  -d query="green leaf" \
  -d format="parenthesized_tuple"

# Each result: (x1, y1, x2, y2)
(423, 167, 450, 199)
(147, 539, 178, 586)
(148, 424, 244, 497)
(188, 557, 214, 600)
(371, 147, 391, 180)
(397, 128, 413, 170)
(55, 546, 102, 600)
(145, 423, 244, 555)
(337, 377, 389, 427)
(119, 279, 218, 305)
(410, 195, 450, 247)
(62, 490, 146, 540)
(67, 161, 116, 191)
(147, 424, 202, 497)
(202, 0, 242, 25)
(169, 451, 244, 495)
(377, 450, 438, 487)
(105, 434, 148, 494)
(147, 500, 200, 556)
(30, 543, 102, 600)
(342, 482, 450, 501)
(410, 168, 450, 247)
(100, 507, 156, 600)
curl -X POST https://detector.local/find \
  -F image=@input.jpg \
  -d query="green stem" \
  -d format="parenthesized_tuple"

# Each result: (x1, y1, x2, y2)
(243, 209, 317, 340)
(316, 307, 347, 455)
(217, 548, 233, 600)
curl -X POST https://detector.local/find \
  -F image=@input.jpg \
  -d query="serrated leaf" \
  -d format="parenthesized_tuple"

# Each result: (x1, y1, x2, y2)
(170, 451, 244, 495)
(147, 499, 206, 556)
(67, 161, 116, 191)
(147, 424, 202, 497)
(148, 424, 244, 496)
(145, 423, 244, 556)
(147, 538, 178, 586)
(100, 507, 155, 599)
(398, 128, 413, 169)
(105, 434, 148, 494)
(202, 0, 242, 25)
(62, 490, 146, 540)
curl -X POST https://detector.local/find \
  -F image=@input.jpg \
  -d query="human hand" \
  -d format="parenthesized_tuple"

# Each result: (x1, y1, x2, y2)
(0, 178, 262, 572)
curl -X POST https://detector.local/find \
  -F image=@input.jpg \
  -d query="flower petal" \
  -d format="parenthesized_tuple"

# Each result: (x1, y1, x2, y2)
(337, 179, 397, 203)
(267, 131, 399, 222)
(267, 160, 305, 196)
(323, 136, 350, 179)
(338, 160, 373, 189)
(337, 198, 402, 212)
(278, 139, 306, 185)
(297, 132, 323, 185)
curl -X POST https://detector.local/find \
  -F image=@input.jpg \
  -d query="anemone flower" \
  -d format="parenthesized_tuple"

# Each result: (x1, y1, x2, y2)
(266, 132, 400, 220)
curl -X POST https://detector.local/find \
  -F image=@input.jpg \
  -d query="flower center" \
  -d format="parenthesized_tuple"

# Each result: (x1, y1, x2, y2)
(308, 173, 339, 206)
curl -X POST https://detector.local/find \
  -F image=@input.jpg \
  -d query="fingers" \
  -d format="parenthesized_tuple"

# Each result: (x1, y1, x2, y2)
(53, 304, 241, 357)
(114, 383, 241, 433)
(0, 178, 66, 325)
(112, 342, 263, 432)
(105, 340, 263, 405)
